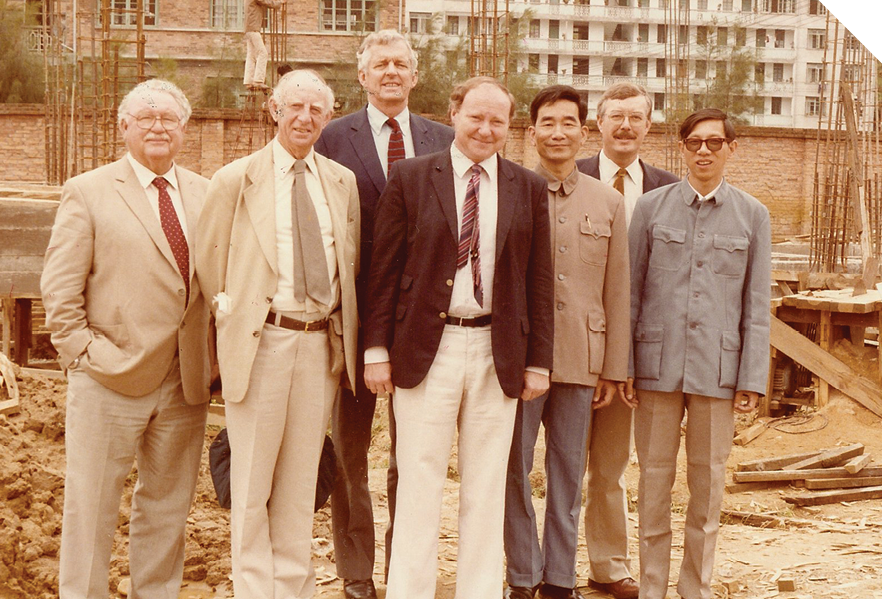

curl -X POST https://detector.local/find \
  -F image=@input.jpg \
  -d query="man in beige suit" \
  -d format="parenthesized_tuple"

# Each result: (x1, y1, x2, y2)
(196, 69, 359, 599)
(504, 85, 630, 599)
(42, 79, 210, 599)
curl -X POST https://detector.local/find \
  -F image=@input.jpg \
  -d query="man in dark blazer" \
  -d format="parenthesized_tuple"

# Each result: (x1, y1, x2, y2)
(576, 83, 677, 599)
(314, 29, 453, 599)
(363, 77, 554, 599)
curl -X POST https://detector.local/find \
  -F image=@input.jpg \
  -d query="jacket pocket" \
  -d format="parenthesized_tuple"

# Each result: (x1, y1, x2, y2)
(712, 235, 749, 277)
(587, 312, 606, 374)
(649, 225, 686, 271)
(719, 331, 741, 389)
(580, 221, 611, 266)
(634, 323, 664, 380)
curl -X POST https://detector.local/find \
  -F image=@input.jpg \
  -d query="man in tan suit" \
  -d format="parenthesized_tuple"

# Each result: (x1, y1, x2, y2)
(196, 69, 359, 599)
(42, 79, 211, 599)
(504, 85, 630, 599)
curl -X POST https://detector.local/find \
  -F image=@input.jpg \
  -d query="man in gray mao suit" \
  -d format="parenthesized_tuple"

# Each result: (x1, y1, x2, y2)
(627, 108, 770, 599)
(314, 29, 454, 599)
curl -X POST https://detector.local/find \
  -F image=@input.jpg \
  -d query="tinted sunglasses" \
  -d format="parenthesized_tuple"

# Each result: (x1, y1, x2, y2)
(683, 137, 730, 152)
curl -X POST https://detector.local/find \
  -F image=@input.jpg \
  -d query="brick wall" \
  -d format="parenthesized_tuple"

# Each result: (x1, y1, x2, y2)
(0, 105, 814, 237)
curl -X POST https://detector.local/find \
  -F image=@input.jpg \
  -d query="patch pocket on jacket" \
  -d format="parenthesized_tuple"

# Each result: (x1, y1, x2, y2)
(648, 225, 686, 271)
(587, 312, 607, 374)
(719, 331, 741, 389)
(712, 235, 749, 277)
(579, 222, 611, 266)
(634, 323, 664, 380)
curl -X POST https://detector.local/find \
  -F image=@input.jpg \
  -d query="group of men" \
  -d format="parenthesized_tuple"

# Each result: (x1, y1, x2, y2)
(41, 27, 770, 599)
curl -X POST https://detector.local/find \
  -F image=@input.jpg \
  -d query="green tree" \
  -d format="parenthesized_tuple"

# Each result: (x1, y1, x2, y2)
(692, 21, 762, 123)
(0, 0, 45, 102)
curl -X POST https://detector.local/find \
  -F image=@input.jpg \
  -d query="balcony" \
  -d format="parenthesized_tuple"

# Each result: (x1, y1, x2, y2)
(755, 46, 798, 62)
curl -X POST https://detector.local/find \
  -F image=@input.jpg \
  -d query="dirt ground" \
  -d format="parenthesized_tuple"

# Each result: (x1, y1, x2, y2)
(3, 367, 882, 599)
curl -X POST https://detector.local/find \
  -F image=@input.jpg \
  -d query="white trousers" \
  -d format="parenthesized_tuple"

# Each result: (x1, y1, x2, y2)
(386, 325, 518, 599)
(226, 322, 337, 599)
(243, 31, 268, 85)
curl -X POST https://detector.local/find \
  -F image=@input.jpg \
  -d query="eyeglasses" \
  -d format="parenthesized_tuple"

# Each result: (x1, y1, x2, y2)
(128, 114, 182, 131)
(605, 112, 647, 125)
(683, 137, 729, 152)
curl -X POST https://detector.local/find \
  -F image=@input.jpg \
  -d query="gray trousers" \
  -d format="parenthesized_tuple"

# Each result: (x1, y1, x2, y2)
(504, 382, 594, 589)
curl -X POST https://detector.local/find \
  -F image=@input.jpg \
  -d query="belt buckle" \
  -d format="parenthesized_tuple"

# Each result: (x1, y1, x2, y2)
(303, 319, 314, 332)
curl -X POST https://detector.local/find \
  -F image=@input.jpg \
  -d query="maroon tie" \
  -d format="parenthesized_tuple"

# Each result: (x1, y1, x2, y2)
(386, 118, 406, 176)
(153, 177, 190, 306)
(457, 165, 483, 307)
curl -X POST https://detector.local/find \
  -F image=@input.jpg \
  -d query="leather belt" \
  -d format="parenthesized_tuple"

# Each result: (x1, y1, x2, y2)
(445, 314, 492, 327)
(266, 310, 329, 332)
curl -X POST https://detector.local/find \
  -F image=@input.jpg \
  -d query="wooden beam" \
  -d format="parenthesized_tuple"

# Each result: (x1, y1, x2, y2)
(844, 454, 872, 475)
(0, 398, 20, 416)
(783, 485, 882, 507)
(719, 509, 815, 529)
(770, 315, 882, 417)
(725, 481, 786, 494)
(736, 449, 823, 472)
(733, 466, 882, 483)
(805, 476, 882, 490)
(788, 443, 863, 470)
(733, 421, 766, 446)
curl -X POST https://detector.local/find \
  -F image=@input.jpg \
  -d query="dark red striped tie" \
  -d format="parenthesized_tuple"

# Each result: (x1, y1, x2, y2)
(153, 177, 190, 306)
(386, 118, 406, 176)
(457, 165, 483, 307)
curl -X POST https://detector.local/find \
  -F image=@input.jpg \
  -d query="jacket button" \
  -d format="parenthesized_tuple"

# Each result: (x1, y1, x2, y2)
(559, 216, 567, 223)
(446, 279, 453, 287)
(178, 288, 185, 296)
(253, 331, 260, 337)
(266, 297, 273, 303)
(697, 261, 704, 268)
(557, 302, 564, 310)
(558, 273, 565, 281)
(559, 246, 567, 253)
(439, 312, 447, 319)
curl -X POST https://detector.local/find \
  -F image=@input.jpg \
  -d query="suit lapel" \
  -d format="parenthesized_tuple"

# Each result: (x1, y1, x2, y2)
(177, 167, 200, 284)
(243, 144, 279, 274)
(640, 159, 657, 193)
(495, 156, 517, 263)
(314, 154, 349, 290)
(347, 107, 386, 197)
(410, 114, 434, 157)
(429, 153, 459, 242)
(114, 159, 180, 271)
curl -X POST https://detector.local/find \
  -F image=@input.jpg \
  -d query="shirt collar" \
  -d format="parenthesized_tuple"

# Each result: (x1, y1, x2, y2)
(272, 137, 318, 177)
(126, 152, 178, 190)
(535, 163, 579, 196)
(366, 102, 411, 137)
(599, 149, 640, 183)
(686, 178, 725, 204)
(451, 143, 498, 182)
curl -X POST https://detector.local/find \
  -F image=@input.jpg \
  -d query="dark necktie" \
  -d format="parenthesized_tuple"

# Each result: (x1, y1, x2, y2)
(153, 177, 189, 306)
(386, 118, 406, 176)
(292, 160, 332, 306)
(457, 164, 483, 307)
(613, 167, 627, 195)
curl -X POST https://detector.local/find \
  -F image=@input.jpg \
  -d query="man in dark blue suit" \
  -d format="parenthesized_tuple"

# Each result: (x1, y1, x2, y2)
(575, 83, 677, 599)
(314, 29, 453, 599)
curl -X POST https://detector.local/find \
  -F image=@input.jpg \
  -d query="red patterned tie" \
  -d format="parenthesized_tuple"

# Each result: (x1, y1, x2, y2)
(153, 177, 190, 306)
(457, 165, 483, 307)
(386, 118, 406, 176)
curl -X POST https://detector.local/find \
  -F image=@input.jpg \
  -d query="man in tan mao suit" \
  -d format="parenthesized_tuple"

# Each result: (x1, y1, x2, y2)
(42, 79, 210, 599)
(196, 69, 359, 599)
(504, 85, 629, 599)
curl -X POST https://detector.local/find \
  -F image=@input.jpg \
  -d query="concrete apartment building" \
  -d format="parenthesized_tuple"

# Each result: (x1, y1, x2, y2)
(408, 0, 839, 128)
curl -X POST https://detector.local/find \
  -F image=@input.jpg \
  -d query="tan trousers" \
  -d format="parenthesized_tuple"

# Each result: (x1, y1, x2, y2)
(243, 31, 268, 85)
(585, 396, 634, 583)
(634, 390, 734, 599)
(386, 325, 517, 599)
(226, 321, 337, 599)
(59, 363, 206, 599)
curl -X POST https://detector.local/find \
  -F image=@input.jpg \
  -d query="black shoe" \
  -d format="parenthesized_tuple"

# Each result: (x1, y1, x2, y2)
(343, 579, 377, 599)
(506, 584, 539, 599)
(538, 583, 586, 599)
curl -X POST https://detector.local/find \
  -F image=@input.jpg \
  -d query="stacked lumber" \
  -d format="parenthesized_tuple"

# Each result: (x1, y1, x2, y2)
(729, 444, 882, 505)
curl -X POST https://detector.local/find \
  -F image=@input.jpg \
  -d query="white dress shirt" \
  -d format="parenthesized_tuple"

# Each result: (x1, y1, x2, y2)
(599, 150, 644, 227)
(366, 102, 416, 177)
(126, 153, 189, 241)
(270, 138, 340, 314)
(687, 178, 724, 202)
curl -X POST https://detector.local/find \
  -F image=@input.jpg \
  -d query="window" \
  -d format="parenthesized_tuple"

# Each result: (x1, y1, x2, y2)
(808, 29, 825, 50)
(697, 26, 708, 45)
(111, 0, 156, 25)
(806, 96, 821, 116)
(639, 0, 650, 6)
(698, 0, 708, 9)
(717, 61, 727, 77)
(774, 29, 785, 48)
(549, 20, 560, 39)
(574, 57, 590, 75)
(574, 23, 590, 40)
(529, 19, 540, 38)
(844, 31, 861, 51)
(695, 60, 707, 79)
(718, 27, 728, 45)
(321, 0, 377, 32)
(409, 12, 430, 34)
(656, 58, 666, 76)
(807, 63, 823, 83)
(654, 92, 665, 111)
(809, 0, 826, 15)
(842, 65, 861, 82)
(760, 0, 793, 12)
(742, 0, 752, 10)
(637, 57, 648, 77)
(548, 54, 559, 74)
(735, 27, 746, 46)
(771, 96, 782, 114)
(756, 29, 766, 48)
(529, 54, 540, 70)
(772, 63, 783, 82)
(755, 62, 765, 84)
(210, 0, 242, 29)
(638, 23, 649, 42)
(722, 0, 733, 9)
(657, 24, 667, 43)
(446, 15, 458, 35)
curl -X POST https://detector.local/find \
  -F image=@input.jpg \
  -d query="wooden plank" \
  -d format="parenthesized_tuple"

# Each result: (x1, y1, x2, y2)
(788, 443, 863, 470)
(733, 421, 766, 446)
(720, 509, 816, 529)
(781, 289, 881, 314)
(776, 305, 879, 328)
(0, 398, 20, 416)
(805, 476, 882, 490)
(1, 298, 11, 359)
(844, 454, 872, 474)
(733, 466, 882, 483)
(725, 481, 786, 494)
(771, 269, 800, 283)
(737, 449, 823, 472)
(770, 315, 882, 417)
(783, 485, 882, 507)
(817, 310, 831, 408)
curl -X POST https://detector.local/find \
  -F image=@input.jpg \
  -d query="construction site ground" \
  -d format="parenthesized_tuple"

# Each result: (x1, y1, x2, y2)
(3, 370, 882, 599)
